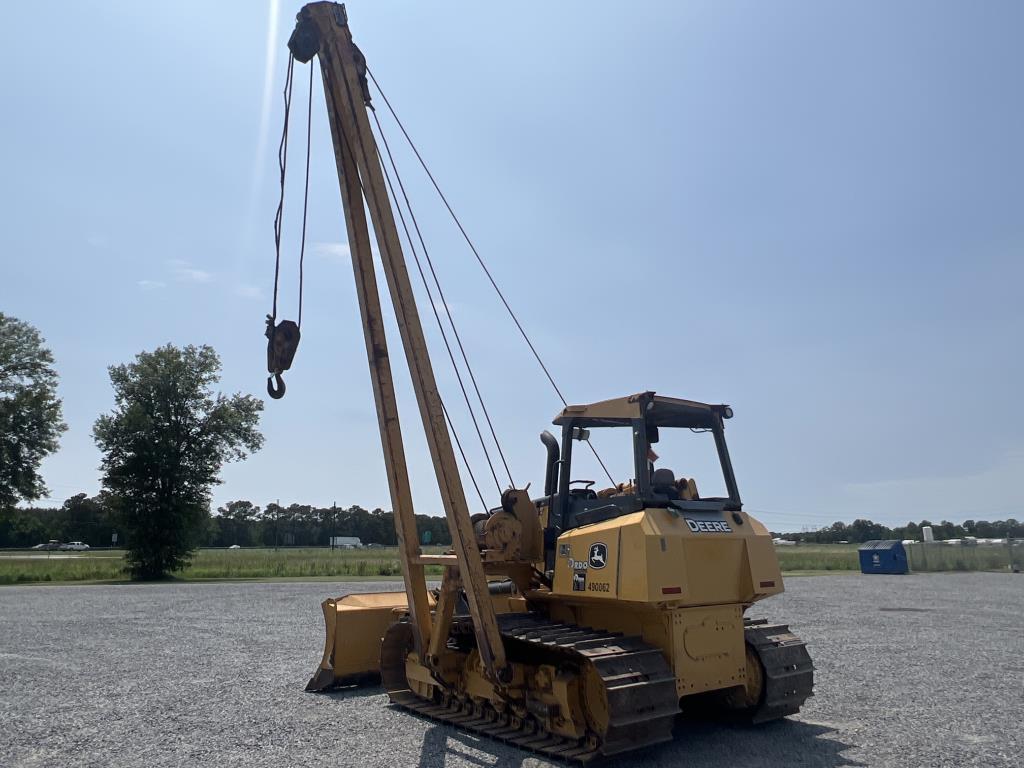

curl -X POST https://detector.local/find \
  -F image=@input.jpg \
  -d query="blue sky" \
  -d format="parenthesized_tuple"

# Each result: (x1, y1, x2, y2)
(3, 1, 1022, 533)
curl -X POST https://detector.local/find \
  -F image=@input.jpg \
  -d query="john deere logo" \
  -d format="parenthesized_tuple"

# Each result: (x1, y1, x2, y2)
(589, 542, 608, 570)
(685, 518, 732, 533)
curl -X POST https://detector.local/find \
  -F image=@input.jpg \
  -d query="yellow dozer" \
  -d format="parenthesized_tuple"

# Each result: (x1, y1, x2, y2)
(306, 393, 814, 760)
(277, 3, 813, 761)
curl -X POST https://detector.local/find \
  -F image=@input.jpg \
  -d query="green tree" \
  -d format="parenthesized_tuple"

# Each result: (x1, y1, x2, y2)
(212, 500, 261, 547)
(60, 492, 116, 546)
(0, 313, 67, 509)
(93, 344, 263, 580)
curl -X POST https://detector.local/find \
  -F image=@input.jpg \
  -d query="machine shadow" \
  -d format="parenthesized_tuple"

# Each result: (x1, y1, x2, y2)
(412, 717, 862, 768)
(319, 684, 388, 702)
(662, 718, 864, 768)
(415, 722, 533, 768)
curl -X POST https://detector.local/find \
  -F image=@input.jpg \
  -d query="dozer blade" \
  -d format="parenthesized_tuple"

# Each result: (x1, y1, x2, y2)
(305, 591, 412, 692)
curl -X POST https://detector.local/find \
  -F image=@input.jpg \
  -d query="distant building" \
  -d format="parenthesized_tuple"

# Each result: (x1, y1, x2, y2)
(330, 536, 362, 549)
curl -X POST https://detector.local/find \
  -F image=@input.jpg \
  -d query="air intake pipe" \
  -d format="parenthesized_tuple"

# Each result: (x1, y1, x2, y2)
(540, 430, 560, 497)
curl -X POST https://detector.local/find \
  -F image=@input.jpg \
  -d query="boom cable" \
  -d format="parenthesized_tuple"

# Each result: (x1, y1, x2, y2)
(297, 61, 314, 328)
(441, 401, 489, 512)
(270, 54, 296, 322)
(328, 59, 490, 512)
(366, 67, 615, 486)
(265, 55, 312, 399)
(375, 132, 504, 496)
(371, 109, 515, 491)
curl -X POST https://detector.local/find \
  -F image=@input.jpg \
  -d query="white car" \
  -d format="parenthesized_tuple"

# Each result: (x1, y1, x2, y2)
(65, 541, 90, 551)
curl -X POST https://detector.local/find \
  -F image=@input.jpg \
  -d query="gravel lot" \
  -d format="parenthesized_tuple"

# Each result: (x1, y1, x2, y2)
(1, 573, 1020, 767)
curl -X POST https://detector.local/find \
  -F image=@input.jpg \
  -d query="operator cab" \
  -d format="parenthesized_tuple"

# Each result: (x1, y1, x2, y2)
(537, 391, 741, 569)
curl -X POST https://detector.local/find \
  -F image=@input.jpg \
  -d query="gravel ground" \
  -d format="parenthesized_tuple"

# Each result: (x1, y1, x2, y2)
(1, 573, 1020, 768)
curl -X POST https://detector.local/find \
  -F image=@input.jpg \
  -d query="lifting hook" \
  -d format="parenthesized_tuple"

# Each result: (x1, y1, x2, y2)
(267, 372, 286, 399)
(265, 315, 301, 400)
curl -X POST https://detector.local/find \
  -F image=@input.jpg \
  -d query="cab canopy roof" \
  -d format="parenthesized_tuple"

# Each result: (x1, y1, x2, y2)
(553, 392, 732, 430)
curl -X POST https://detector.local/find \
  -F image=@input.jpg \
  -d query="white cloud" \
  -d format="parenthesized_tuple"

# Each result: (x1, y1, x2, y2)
(179, 268, 213, 283)
(166, 259, 214, 284)
(137, 279, 166, 290)
(235, 283, 263, 299)
(313, 242, 351, 261)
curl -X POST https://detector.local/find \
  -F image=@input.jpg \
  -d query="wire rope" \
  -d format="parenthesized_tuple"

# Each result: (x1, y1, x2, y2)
(270, 53, 311, 330)
(297, 61, 314, 328)
(328, 59, 491, 511)
(271, 54, 295, 322)
(366, 67, 615, 486)
(371, 109, 514, 490)
(375, 139, 504, 496)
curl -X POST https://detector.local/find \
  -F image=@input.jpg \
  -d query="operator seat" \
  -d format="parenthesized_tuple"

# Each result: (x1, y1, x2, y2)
(651, 468, 680, 499)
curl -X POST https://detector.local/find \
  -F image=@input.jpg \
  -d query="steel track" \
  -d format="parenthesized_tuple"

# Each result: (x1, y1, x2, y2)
(742, 619, 815, 722)
(382, 612, 679, 762)
(380, 614, 813, 763)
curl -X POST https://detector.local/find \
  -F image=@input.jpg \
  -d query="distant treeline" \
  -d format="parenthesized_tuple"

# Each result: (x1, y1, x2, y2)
(0, 494, 452, 549)
(777, 518, 1022, 544)
(5, 496, 1020, 549)
(207, 500, 453, 548)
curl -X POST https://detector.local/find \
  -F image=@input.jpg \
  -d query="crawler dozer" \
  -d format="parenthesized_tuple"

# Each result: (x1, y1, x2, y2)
(281, 3, 813, 761)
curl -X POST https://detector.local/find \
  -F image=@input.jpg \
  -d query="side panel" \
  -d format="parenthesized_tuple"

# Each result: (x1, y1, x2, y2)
(551, 515, 628, 599)
(552, 599, 748, 698)
(669, 604, 746, 697)
(745, 528, 784, 593)
(552, 508, 783, 606)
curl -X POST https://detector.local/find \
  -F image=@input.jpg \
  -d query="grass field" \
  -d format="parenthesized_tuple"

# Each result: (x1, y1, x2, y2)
(0, 547, 446, 585)
(771, 542, 1018, 572)
(774, 544, 859, 572)
(0, 542, 1017, 585)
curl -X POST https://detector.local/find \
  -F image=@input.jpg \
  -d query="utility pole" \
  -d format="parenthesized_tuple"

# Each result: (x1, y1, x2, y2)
(332, 501, 336, 551)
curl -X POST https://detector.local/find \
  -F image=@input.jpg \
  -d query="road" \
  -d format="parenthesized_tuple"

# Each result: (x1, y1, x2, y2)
(0, 554, 119, 560)
(0, 573, 1020, 767)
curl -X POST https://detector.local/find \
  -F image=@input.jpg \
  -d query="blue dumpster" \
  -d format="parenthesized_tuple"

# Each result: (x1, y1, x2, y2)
(858, 540, 909, 574)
